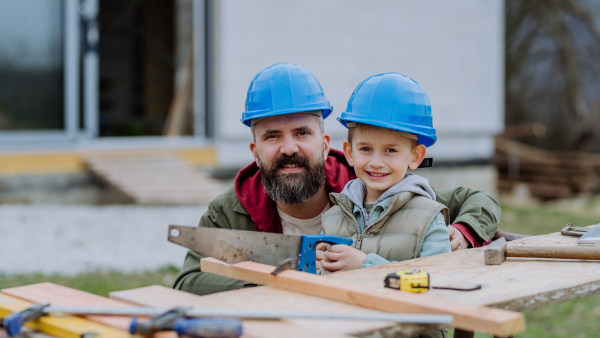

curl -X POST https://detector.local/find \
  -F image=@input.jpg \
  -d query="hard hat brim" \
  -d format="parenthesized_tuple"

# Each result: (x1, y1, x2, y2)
(337, 117, 437, 147)
(241, 106, 333, 127)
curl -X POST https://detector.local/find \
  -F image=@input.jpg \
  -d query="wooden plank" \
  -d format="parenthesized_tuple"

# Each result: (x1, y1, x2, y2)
(83, 153, 225, 205)
(2, 283, 135, 332)
(0, 293, 131, 338)
(200, 258, 525, 336)
(110, 285, 355, 338)
(0, 147, 217, 176)
(321, 231, 600, 312)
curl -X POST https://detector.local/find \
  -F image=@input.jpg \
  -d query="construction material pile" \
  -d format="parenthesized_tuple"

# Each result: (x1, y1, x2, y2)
(495, 136, 600, 199)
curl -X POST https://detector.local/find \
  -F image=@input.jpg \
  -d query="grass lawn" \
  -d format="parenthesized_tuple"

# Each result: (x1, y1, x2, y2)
(0, 203, 598, 337)
(0, 265, 180, 298)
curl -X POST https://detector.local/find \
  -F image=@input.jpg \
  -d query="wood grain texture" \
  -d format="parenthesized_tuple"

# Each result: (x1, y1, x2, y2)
(110, 285, 355, 338)
(84, 153, 225, 205)
(0, 148, 216, 176)
(0, 293, 132, 338)
(322, 231, 600, 312)
(2, 283, 135, 332)
(200, 258, 524, 336)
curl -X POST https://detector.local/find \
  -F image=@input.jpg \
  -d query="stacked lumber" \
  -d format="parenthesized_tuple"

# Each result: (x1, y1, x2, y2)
(495, 136, 600, 199)
(0, 283, 353, 338)
(84, 152, 225, 205)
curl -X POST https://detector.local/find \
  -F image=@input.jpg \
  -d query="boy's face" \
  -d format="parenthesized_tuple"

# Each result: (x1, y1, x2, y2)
(343, 127, 426, 199)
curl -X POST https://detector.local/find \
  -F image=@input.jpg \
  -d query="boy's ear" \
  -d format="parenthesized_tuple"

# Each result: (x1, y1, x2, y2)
(343, 140, 355, 167)
(408, 144, 427, 170)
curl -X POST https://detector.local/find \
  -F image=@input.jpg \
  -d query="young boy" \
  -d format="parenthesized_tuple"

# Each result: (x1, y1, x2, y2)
(317, 72, 451, 274)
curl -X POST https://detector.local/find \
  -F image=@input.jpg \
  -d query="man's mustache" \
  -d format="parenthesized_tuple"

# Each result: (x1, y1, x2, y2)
(272, 154, 309, 170)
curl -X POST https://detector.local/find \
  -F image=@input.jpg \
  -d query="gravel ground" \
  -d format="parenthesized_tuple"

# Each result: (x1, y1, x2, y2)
(0, 204, 207, 275)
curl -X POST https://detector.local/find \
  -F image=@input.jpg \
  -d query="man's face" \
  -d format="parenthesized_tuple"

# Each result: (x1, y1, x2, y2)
(250, 113, 331, 205)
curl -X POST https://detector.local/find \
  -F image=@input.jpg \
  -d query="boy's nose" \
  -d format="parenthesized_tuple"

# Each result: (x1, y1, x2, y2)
(369, 154, 385, 168)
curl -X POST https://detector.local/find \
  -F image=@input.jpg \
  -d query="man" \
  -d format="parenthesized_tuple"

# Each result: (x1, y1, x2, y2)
(174, 62, 500, 295)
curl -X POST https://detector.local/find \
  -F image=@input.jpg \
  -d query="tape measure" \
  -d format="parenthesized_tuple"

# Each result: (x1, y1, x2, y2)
(384, 268, 482, 293)
(384, 269, 430, 293)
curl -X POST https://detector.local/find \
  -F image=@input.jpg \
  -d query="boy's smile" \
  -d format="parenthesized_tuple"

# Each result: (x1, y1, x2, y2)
(343, 126, 426, 204)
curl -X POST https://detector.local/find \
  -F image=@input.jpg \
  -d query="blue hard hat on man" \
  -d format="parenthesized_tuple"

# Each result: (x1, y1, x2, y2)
(241, 62, 333, 126)
(338, 72, 437, 147)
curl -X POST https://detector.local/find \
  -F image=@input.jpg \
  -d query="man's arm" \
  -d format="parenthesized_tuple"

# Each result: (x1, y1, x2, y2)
(172, 189, 256, 295)
(433, 186, 501, 244)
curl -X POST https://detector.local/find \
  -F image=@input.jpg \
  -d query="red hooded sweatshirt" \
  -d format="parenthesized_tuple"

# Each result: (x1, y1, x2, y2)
(233, 148, 484, 246)
(234, 149, 355, 234)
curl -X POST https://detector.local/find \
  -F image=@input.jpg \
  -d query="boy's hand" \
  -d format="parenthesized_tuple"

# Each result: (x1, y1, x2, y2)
(320, 244, 367, 273)
(448, 225, 470, 251)
(315, 242, 329, 270)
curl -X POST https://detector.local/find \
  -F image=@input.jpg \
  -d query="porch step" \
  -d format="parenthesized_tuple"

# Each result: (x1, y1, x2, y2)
(84, 152, 224, 205)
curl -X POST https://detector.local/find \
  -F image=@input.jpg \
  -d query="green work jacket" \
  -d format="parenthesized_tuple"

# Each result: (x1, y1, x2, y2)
(173, 186, 501, 296)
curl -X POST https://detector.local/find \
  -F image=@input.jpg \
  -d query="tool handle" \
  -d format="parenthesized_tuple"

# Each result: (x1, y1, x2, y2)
(174, 318, 242, 338)
(3, 312, 24, 337)
(298, 234, 353, 274)
(3, 304, 48, 337)
(507, 245, 600, 260)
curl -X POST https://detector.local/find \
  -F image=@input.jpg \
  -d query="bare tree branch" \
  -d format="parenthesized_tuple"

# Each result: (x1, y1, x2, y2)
(546, 3, 589, 119)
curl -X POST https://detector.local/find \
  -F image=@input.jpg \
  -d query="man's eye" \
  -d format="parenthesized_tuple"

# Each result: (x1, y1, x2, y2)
(265, 135, 278, 139)
(298, 131, 310, 136)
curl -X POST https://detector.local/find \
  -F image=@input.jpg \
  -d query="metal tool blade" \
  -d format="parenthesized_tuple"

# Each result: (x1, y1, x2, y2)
(168, 225, 301, 267)
(42, 306, 453, 324)
(577, 223, 600, 246)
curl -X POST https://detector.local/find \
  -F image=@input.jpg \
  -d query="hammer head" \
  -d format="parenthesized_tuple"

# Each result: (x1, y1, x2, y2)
(484, 237, 507, 265)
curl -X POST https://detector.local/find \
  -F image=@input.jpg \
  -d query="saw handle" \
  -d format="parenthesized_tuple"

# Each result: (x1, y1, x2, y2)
(299, 234, 353, 274)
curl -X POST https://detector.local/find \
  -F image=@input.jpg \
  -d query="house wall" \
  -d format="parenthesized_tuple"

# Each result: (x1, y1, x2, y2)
(211, 0, 504, 173)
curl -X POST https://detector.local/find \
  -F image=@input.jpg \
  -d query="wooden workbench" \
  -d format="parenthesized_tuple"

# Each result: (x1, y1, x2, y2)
(8, 231, 597, 337)
(150, 231, 599, 337)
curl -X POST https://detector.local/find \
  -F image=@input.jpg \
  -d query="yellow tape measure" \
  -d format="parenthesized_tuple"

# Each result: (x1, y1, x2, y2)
(384, 268, 430, 293)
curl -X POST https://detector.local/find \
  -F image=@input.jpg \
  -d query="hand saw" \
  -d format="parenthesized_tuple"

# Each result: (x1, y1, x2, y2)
(167, 225, 353, 274)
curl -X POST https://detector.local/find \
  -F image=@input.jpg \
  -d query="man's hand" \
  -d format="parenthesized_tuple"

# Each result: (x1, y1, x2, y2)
(320, 244, 367, 273)
(448, 225, 470, 251)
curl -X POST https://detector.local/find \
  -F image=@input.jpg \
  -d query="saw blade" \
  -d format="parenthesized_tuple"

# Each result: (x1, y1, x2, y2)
(168, 225, 302, 267)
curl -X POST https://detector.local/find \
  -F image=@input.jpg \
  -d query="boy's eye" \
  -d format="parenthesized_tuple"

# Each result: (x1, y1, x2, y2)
(359, 147, 371, 152)
(385, 148, 398, 153)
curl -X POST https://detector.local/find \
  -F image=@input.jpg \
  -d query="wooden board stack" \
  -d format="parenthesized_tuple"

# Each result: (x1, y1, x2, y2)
(0, 283, 355, 338)
(495, 136, 600, 199)
(84, 152, 225, 205)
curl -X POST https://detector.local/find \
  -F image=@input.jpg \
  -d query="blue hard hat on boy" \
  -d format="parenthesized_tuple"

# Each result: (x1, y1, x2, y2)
(241, 62, 333, 126)
(338, 72, 437, 147)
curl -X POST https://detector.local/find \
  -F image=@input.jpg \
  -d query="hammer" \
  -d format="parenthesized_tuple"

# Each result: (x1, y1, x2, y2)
(484, 237, 600, 265)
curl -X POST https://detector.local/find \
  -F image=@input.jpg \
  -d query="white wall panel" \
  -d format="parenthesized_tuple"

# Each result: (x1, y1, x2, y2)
(213, 0, 504, 167)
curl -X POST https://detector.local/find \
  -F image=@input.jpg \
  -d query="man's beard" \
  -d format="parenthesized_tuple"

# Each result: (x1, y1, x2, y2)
(258, 152, 327, 205)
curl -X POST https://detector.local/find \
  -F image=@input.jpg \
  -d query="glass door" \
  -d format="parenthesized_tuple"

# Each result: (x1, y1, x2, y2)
(0, 0, 80, 143)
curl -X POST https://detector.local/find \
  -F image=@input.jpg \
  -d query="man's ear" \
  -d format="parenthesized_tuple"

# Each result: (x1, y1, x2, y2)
(322, 132, 331, 158)
(408, 144, 427, 170)
(343, 140, 355, 167)
(249, 141, 259, 165)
